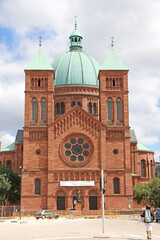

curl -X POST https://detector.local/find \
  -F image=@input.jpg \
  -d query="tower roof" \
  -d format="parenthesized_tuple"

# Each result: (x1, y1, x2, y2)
(25, 47, 53, 71)
(101, 48, 128, 70)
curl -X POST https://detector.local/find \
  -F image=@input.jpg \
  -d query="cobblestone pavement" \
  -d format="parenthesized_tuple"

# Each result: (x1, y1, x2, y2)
(0, 217, 160, 240)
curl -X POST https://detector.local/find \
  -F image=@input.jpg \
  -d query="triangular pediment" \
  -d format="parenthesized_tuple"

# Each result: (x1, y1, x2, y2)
(49, 105, 105, 139)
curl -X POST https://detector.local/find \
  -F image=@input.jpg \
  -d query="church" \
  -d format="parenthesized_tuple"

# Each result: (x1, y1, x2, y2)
(0, 21, 155, 211)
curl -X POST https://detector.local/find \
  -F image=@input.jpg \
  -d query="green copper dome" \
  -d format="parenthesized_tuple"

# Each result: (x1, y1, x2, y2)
(52, 21, 100, 86)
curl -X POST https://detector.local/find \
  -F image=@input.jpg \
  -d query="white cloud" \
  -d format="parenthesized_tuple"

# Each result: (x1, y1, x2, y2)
(0, 132, 15, 149)
(0, 0, 160, 160)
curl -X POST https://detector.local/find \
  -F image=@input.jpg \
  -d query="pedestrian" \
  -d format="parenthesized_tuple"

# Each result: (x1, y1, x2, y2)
(141, 205, 155, 239)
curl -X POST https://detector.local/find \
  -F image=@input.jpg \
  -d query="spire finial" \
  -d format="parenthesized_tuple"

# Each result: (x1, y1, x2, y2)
(75, 16, 77, 29)
(111, 36, 114, 48)
(39, 36, 42, 47)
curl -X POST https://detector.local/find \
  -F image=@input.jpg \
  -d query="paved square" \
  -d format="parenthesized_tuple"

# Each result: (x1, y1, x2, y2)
(0, 217, 160, 240)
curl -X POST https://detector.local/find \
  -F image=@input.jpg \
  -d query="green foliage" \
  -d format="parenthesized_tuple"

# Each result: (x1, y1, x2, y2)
(133, 177, 160, 208)
(0, 165, 21, 205)
(0, 174, 11, 205)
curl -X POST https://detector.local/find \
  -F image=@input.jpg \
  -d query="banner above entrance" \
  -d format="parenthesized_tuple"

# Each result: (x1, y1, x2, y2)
(60, 181, 95, 187)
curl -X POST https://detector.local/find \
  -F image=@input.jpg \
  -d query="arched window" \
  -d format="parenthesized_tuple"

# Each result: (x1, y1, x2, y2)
(57, 103, 60, 114)
(150, 160, 153, 178)
(32, 98, 37, 121)
(41, 99, 46, 121)
(93, 103, 96, 114)
(88, 103, 92, 114)
(141, 160, 146, 177)
(71, 101, 76, 107)
(57, 191, 65, 210)
(0, 161, 2, 166)
(77, 102, 81, 107)
(38, 79, 41, 87)
(107, 98, 113, 121)
(61, 102, 65, 114)
(6, 160, 12, 169)
(117, 98, 122, 121)
(35, 179, 41, 195)
(113, 79, 115, 86)
(113, 178, 120, 194)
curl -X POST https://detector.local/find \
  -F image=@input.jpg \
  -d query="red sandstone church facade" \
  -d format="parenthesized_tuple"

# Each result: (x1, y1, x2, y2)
(0, 23, 155, 211)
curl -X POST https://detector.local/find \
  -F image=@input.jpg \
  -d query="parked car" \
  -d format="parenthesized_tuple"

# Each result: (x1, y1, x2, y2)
(155, 208, 160, 222)
(36, 210, 59, 219)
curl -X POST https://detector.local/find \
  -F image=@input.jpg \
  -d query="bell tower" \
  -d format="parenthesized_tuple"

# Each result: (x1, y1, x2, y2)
(22, 42, 55, 210)
(98, 40, 133, 208)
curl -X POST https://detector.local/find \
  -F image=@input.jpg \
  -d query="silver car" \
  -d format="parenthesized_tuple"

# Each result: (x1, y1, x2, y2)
(36, 210, 59, 219)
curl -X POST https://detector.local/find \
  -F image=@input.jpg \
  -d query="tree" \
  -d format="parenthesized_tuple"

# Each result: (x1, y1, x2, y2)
(133, 177, 160, 208)
(0, 165, 21, 205)
(0, 174, 11, 205)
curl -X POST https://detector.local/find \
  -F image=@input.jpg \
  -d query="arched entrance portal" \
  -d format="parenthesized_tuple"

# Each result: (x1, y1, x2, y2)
(57, 190, 65, 210)
(89, 190, 97, 210)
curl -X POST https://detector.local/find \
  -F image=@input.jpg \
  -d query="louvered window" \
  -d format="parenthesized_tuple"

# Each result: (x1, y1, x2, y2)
(117, 98, 122, 121)
(88, 103, 92, 114)
(57, 103, 60, 114)
(107, 98, 113, 121)
(32, 99, 37, 121)
(93, 103, 96, 114)
(141, 160, 146, 177)
(61, 102, 65, 114)
(114, 178, 120, 194)
(35, 179, 41, 195)
(41, 99, 46, 121)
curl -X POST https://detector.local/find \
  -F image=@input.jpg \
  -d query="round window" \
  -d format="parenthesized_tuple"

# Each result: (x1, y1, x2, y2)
(36, 150, 41, 155)
(113, 149, 119, 155)
(60, 133, 94, 167)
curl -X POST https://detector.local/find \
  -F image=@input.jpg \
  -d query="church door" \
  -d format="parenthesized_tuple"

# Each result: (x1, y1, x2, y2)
(57, 191, 65, 210)
(89, 190, 97, 210)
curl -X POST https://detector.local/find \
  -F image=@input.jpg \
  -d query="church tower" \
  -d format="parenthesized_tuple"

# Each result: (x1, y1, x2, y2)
(98, 41, 133, 209)
(21, 42, 55, 209)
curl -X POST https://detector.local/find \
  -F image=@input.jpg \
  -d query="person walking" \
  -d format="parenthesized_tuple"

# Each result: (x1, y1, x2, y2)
(141, 205, 155, 239)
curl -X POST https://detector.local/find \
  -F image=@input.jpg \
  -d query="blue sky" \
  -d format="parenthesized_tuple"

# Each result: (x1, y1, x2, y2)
(0, 0, 160, 161)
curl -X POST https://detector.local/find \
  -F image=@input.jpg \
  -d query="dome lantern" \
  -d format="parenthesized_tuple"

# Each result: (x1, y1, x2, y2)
(69, 19, 83, 52)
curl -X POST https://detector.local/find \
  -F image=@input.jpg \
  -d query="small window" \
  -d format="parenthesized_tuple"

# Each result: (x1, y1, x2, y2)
(71, 102, 76, 107)
(113, 79, 115, 86)
(35, 179, 41, 195)
(77, 102, 81, 107)
(88, 103, 92, 114)
(117, 98, 122, 121)
(41, 99, 46, 121)
(32, 99, 37, 121)
(57, 103, 60, 114)
(141, 160, 146, 177)
(150, 160, 153, 178)
(36, 150, 41, 155)
(0, 161, 2, 165)
(61, 102, 65, 114)
(107, 98, 113, 121)
(113, 149, 119, 155)
(114, 178, 120, 194)
(93, 103, 96, 114)
(6, 160, 12, 169)
(38, 79, 41, 87)
(75, 38, 77, 42)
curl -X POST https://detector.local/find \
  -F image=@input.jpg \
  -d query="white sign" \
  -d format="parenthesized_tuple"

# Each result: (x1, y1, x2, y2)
(60, 181, 95, 187)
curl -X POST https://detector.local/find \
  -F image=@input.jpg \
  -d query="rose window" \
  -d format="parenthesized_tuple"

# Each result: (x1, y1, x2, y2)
(60, 134, 94, 167)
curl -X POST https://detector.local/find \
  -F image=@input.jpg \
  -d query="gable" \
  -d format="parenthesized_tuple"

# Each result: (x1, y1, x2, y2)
(49, 105, 105, 139)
